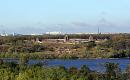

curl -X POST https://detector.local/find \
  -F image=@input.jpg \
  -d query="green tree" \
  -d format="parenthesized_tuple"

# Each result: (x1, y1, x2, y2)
(79, 65, 90, 76)
(105, 62, 121, 80)
(19, 54, 29, 66)
(85, 41, 96, 50)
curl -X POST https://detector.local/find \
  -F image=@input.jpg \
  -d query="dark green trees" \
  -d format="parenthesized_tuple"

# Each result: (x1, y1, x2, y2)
(105, 62, 121, 80)
(85, 41, 96, 50)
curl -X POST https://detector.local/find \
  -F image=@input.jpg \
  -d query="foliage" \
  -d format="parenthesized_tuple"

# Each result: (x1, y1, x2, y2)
(0, 34, 130, 59)
(0, 61, 129, 80)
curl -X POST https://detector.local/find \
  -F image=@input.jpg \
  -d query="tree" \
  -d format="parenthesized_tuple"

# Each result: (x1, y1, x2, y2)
(79, 65, 90, 76)
(68, 67, 78, 75)
(85, 41, 96, 50)
(105, 62, 121, 80)
(19, 54, 29, 66)
(0, 59, 3, 64)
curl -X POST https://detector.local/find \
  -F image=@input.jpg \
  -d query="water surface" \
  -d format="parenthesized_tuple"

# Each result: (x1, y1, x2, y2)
(2, 58, 130, 72)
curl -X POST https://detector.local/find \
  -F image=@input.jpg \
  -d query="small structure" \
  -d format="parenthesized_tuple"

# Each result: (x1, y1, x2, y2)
(36, 38, 42, 43)
(64, 35, 69, 42)
(89, 35, 94, 41)
(36, 38, 39, 42)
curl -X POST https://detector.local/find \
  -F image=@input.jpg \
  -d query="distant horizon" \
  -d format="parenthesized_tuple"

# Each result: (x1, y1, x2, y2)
(1, 31, 130, 35)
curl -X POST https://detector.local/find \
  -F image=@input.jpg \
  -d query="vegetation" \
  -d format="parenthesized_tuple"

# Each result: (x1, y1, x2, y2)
(0, 34, 130, 59)
(0, 60, 129, 80)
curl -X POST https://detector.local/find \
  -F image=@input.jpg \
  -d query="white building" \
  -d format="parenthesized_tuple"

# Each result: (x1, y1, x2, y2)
(45, 31, 63, 35)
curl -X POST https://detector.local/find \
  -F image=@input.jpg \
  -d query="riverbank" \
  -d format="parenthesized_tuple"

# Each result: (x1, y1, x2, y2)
(0, 52, 130, 60)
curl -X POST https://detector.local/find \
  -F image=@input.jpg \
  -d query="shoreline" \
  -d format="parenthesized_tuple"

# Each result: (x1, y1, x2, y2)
(0, 57, 130, 60)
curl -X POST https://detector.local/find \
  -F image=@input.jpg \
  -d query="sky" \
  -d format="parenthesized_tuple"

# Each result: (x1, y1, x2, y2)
(0, 0, 130, 34)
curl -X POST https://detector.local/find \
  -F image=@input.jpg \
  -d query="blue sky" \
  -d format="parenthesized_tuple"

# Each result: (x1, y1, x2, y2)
(0, 0, 130, 34)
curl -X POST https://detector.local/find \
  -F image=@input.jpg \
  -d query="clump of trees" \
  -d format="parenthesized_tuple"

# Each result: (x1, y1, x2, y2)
(83, 34, 130, 58)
